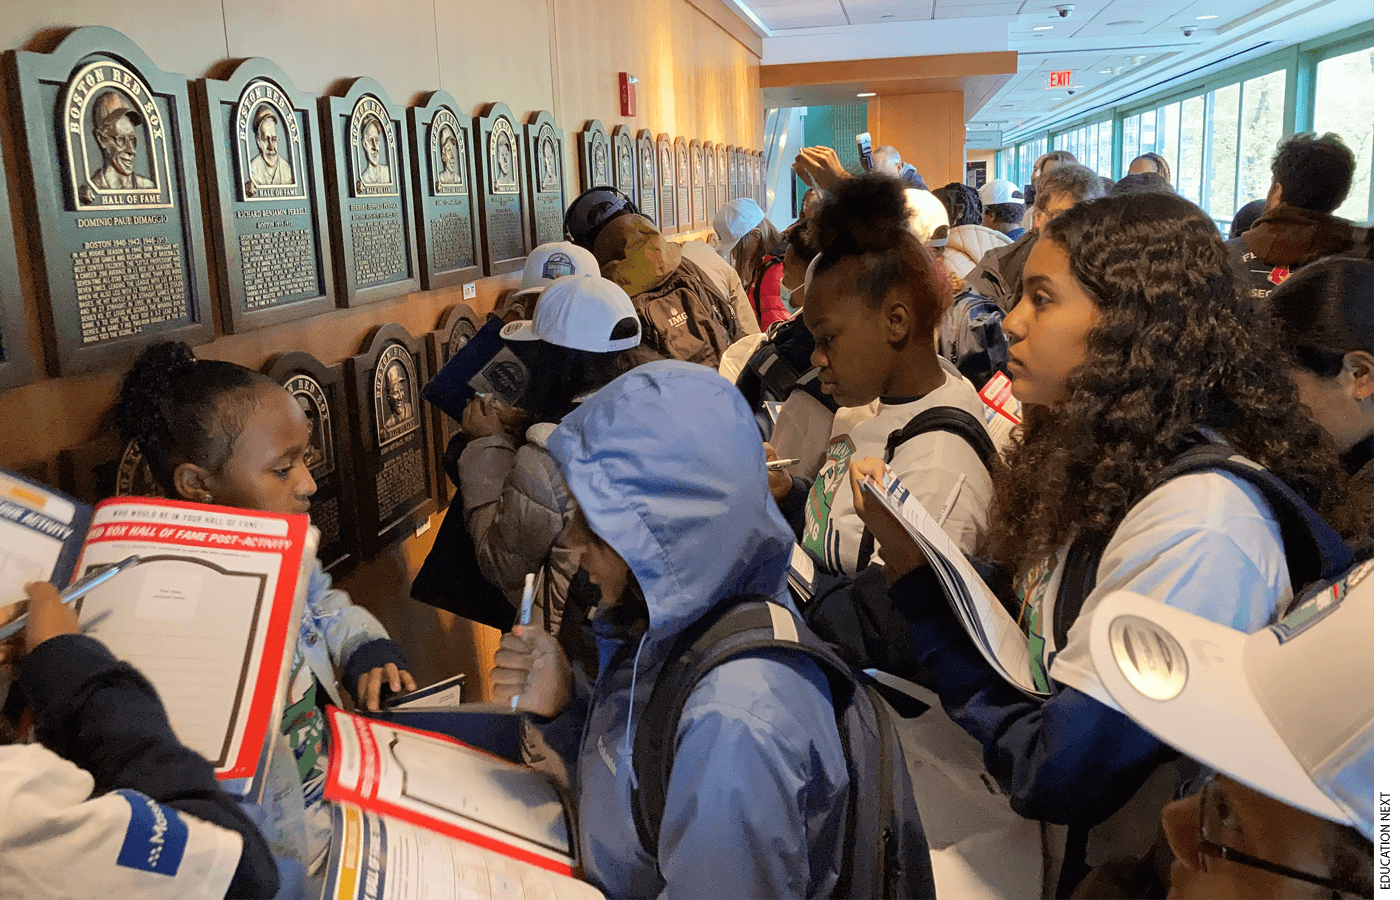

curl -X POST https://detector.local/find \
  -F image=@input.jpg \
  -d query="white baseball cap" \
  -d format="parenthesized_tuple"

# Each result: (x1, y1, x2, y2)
(712, 198, 766, 259)
(1061, 561, 1374, 840)
(979, 179, 1025, 206)
(905, 188, 949, 245)
(516, 242, 602, 297)
(500, 274, 642, 353)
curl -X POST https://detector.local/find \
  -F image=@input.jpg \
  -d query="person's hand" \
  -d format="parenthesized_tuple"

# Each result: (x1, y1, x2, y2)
(24, 582, 79, 649)
(356, 664, 417, 712)
(764, 442, 794, 503)
(793, 146, 850, 192)
(491, 622, 571, 718)
(847, 458, 926, 584)
(462, 395, 530, 443)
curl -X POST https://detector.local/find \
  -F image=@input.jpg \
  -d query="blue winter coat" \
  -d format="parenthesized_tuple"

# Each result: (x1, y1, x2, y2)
(544, 360, 851, 900)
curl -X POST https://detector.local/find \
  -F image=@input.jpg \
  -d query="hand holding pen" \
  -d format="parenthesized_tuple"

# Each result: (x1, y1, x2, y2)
(489, 570, 571, 718)
(0, 555, 141, 644)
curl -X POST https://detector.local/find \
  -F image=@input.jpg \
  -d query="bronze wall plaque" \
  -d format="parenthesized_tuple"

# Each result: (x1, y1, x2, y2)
(753, 151, 765, 204)
(197, 58, 335, 332)
(523, 110, 566, 247)
(0, 121, 34, 390)
(656, 133, 676, 235)
(674, 136, 692, 231)
(425, 303, 481, 507)
(472, 102, 530, 275)
(320, 78, 420, 307)
(10, 26, 214, 376)
(738, 146, 749, 201)
(263, 351, 360, 575)
(612, 124, 636, 209)
(704, 141, 720, 221)
(577, 119, 611, 192)
(344, 323, 436, 553)
(689, 139, 705, 232)
(408, 91, 484, 290)
(727, 146, 739, 205)
(60, 433, 164, 504)
(636, 129, 658, 226)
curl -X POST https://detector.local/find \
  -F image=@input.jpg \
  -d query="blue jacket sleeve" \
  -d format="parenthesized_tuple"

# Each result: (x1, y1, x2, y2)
(888, 566, 1172, 826)
(19, 633, 279, 899)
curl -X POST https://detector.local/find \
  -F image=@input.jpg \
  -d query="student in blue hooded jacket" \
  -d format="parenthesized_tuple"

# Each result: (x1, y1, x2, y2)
(490, 360, 852, 900)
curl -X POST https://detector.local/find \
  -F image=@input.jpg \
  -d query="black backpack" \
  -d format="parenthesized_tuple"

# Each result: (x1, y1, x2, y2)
(937, 288, 1011, 390)
(631, 595, 937, 900)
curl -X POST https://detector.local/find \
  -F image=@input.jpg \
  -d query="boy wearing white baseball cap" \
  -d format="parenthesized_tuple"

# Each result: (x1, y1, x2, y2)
(978, 179, 1026, 240)
(499, 243, 602, 323)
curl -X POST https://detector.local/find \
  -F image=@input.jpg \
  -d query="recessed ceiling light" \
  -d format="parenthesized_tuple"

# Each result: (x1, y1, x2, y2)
(1100, 68, 1113, 73)
(1106, 20, 1145, 26)
(857, 92, 877, 98)
(1196, 14, 1219, 19)
(1033, 25, 1055, 31)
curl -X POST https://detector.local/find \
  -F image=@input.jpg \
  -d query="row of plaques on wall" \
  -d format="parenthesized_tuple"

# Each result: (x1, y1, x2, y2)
(58, 308, 482, 576)
(0, 25, 767, 387)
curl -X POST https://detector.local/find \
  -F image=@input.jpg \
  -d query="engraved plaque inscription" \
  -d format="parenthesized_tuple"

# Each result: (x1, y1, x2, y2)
(578, 119, 610, 192)
(704, 141, 719, 221)
(320, 78, 419, 306)
(264, 351, 360, 574)
(344, 323, 436, 552)
(473, 102, 529, 274)
(727, 145, 739, 205)
(524, 110, 566, 247)
(425, 303, 482, 507)
(657, 132, 676, 235)
(612, 124, 636, 209)
(690, 138, 705, 231)
(408, 91, 483, 290)
(737, 146, 749, 201)
(674, 136, 691, 232)
(0, 121, 34, 389)
(636, 129, 658, 225)
(197, 58, 334, 332)
(11, 26, 213, 375)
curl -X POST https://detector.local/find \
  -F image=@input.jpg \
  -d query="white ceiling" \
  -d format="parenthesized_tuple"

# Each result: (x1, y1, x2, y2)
(734, 0, 1374, 137)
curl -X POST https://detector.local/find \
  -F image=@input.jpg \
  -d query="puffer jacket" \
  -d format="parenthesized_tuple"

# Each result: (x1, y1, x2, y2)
(943, 224, 1012, 280)
(541, 361, 851, 900)
(459, 424, 578, 638)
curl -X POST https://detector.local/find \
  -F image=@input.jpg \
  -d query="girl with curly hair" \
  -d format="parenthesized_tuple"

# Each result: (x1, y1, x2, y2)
(770, 173, 994, 572)
(851, 191, 1353, 893)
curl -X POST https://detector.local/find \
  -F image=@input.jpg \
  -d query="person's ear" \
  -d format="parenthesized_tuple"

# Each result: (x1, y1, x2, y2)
(172, 462, 216, 504)
(1265, 181, 1284, 211)
(1340, 350, 1374, 401)
(882, 292, 913, 344)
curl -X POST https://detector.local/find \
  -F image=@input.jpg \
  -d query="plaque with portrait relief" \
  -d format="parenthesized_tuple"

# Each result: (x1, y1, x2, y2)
(10, 26, 213, 376)
(674, 136, 692, 232)
(612, 125, 636, 209)
(425, 303, 481, 507)
(727, 146, 739, 205)
(472, 102, 530, 275)
(60, 432, 164, 505)
(408, 91, 484, 290)
(0, 123, 34, 390)
(737, 147, 749, 201)
(344, 323, 436, 553)
(704, 141, 720, 221)
(656, 133, 676, 235)
(263, 351, 360, 575)
(320, 78, 419, 307)
(689, 139, 705, 232)
(752, 151, 764, 203)
(524, 110, 566, 247)
(197, 58, 334, 333)
(635, 129, 658, 225)
(577, 119, 611, 192)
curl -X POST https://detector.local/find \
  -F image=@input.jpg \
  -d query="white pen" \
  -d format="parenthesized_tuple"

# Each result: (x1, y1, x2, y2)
(511, 572, 537, 711)
(766, 457, 801, 470)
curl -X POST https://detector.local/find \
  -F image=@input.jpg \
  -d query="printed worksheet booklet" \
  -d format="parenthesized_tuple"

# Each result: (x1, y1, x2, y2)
(421, 314, 549, 421)
(859, 470, 1048, 699)
(321, 707, 602, 900)
(0, 468, 316, 795)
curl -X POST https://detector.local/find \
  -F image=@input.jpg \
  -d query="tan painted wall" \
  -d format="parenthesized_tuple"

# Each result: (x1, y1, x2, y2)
(868, 92, 965, 189)
(0, 0, 762, 698)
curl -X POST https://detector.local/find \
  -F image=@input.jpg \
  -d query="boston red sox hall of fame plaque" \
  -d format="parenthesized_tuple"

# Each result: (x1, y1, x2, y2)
(524, 110, 566, 247)
(408, 90, 484, 290)
(10, 26, 213, 376)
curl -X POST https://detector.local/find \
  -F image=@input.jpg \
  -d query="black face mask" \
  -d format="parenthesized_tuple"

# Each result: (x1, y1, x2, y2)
(566, 566, 603, 617)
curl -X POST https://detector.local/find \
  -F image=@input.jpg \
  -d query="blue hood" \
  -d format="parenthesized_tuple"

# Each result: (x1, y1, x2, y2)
(546, 361, 795, 652)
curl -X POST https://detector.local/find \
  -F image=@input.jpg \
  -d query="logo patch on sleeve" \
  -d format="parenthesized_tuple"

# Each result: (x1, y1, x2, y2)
(113, 789, 190, 877)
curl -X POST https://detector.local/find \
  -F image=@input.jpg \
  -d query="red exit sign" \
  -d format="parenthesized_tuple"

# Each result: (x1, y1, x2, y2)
(1048, 70, 1073, 89)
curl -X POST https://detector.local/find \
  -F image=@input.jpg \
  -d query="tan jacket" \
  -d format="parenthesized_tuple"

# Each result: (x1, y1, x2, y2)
(679, 240, 760, 336)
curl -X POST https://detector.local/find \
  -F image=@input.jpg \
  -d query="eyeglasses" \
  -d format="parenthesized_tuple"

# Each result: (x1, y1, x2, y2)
(101, 131, 139, 151)
(1195, 775, 1370, 896)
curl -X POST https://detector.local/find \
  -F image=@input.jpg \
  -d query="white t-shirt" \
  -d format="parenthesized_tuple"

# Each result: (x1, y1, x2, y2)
(800, 358, 993, 574)
(0, 744, 242, 899)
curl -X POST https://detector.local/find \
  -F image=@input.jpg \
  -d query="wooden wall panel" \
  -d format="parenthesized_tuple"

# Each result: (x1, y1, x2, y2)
(0, 0, 761, 698)
(869, 92, 965, 191)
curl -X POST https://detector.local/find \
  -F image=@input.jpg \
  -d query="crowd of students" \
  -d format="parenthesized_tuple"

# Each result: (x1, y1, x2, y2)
(0, 126, 1375, 900)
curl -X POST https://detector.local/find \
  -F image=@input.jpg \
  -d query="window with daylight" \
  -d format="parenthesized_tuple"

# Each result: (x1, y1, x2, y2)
(1312, 45, 1374, 221)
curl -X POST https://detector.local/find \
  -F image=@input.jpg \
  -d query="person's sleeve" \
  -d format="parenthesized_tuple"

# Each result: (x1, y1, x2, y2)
(887, 567, 1172, 826)
(19, 634, 279, 898)
(725, 262, 761, 336)
(757, 264, 790, 331)
(301, 562, 407, 689)
(655, 660, 844, 900)
(465, 444, 569, 599)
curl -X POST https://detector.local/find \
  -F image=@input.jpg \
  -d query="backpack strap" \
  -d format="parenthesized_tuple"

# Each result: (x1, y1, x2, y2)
(856, 406, 997, 570)
(630, 595, 886, 896)
(1050, 440, 1353, 651)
